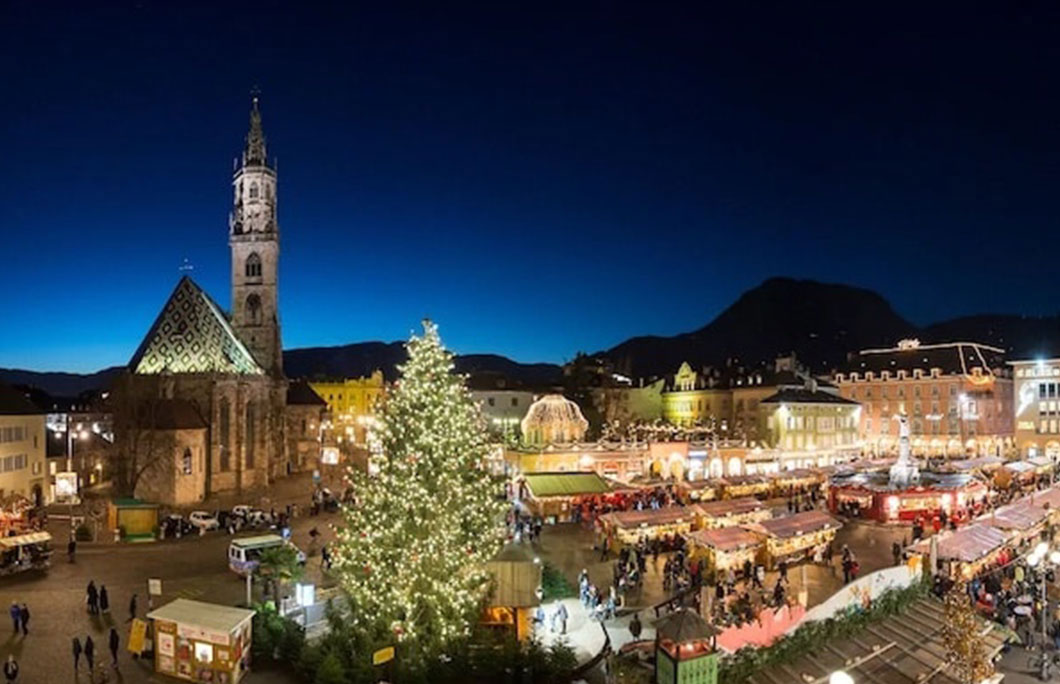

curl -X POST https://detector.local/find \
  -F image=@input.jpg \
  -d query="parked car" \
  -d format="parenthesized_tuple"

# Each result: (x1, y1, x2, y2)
(188, 511, 220, 531)
(231, 505, 254, 519)
(162, 514, 193, 539)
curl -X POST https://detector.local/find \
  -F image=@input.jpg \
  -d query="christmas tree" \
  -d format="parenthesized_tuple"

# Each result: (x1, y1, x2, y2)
(941, 583, 992, 684)
(332, 320, 507, 667)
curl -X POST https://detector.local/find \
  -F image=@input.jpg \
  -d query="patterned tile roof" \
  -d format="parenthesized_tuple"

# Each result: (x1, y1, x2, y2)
(129, 277, 264, 376)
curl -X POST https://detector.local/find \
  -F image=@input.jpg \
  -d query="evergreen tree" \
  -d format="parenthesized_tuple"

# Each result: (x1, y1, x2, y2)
(942, 583, 992, 684)
(332, 320, 506, 668)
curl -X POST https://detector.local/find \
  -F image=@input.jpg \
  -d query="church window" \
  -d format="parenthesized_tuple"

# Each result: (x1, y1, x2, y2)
(245, 403, 255, 469)
(219, 398, 231, 472)
(246, 294, 262, 325)
(182, 448, 193, 475)
(249, 183, 259, 199)
(245, 253, 262, 278)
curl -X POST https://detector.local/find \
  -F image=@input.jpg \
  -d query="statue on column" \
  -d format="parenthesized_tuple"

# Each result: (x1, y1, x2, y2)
(889, 414, 920, 488)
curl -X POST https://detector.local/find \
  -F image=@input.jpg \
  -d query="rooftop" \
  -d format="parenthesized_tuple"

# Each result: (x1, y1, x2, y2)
(147, 599, 255, 633)
(840, 340, 1006, 377)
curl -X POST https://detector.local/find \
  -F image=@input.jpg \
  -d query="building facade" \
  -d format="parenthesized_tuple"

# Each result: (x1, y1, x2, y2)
(835, 340, 1014, 457)
(471, 390, 536, 440)
(309, 371, 385, 445)
(660, 362, 731, 428)
(1010, 358, 1060, 459)
(757, 383, 861, 454)
(0, 385, 48, 506)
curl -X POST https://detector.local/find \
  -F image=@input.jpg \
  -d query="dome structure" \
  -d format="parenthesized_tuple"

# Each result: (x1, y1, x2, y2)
(521, 394, 589, 445)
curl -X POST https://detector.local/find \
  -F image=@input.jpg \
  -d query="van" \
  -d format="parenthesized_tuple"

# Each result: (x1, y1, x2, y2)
(227, 535, 304, 576)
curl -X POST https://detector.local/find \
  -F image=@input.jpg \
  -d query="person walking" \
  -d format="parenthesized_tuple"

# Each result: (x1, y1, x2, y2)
(67, 537, 76, 563)
(72, 636, 82, 672)
(7, 603, 17, 634)
(18, 604, 29, 636)
(99, 585, 110, 614)
(629, 612, 642, 641)
(87, 581, 98, 615)
(108, 628, 120, 668)
(2, 655, 17, 683)
(84, 635, 95, 672)
(127, 593, 137, 622)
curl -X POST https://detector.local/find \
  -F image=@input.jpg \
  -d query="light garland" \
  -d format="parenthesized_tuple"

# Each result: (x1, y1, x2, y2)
(331, 320, 507, 663)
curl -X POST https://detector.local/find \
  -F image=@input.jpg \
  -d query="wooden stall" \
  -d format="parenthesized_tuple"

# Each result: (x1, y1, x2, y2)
(484, 543, 541, 641)
(598, 506, 701, 550)
(909, 523, 1011, 580)
(1003, 461, 1040, 490)
(746, 510, 841, 568)
(107, 498, 160, 542)
(720, 475, 773, 500)
(520, 472, 611, 523)
(687, 526, 762, 573)
(770, 469, 823, 495)
(982, 499, 1050, 545)
(147, 599, 255, 683)
(697, 498, 772, 529)
(676, 479, 718, 503)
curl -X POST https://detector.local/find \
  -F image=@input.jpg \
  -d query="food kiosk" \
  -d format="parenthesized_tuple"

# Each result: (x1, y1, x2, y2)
(677, 479, 718, 503)
(770, 469, 823, 495)
(909, 523, 1011, 580)
(597, 506, 701, 550)
(982, 499, 1050, 545)
(146, 599, 255, 683)
(687, 526, 762, 574)
(697, 498, 771, 529)
(0, 532, 51, 575)
(1003, 461, 1040, 490)
(746, 510, 841, 568)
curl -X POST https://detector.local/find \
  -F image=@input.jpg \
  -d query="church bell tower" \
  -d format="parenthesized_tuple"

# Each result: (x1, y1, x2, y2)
(230, 96, 283, 375)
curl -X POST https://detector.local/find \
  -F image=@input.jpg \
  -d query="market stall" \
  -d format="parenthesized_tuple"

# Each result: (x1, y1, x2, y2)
(770, 469, 823, 496)
(947, 456, 1004, 474)
(687, 526, 762, 574)
(146, 599, 255, 683)
(0, 532, 51, 575)
(697, 497, 772, 529)
(1003, 460, 1040, 490)
(108, 498, 160, 542)
(597, 506, 701, 550)
(909, 523, 1011, 579)
(519, 472, 612, 523)
(828, 472, 989, 523)
(982, 499, 1050, 545)
(719, 475, 773, 500)
(676, 479, 718, 503)
(746, 510, 842, 568)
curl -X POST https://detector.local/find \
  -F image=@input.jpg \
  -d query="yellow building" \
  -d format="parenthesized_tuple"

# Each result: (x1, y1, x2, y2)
(309, 371, 385, 444)
(0, 385, 48, 506)
(758, 382, 861, 453)
(661, 362, 731, 427)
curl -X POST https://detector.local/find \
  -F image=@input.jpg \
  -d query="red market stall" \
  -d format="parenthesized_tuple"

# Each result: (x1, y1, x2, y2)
(828, 470, 988, 523)
(598, 506, 701, 550)
(687, 526, 762, 573)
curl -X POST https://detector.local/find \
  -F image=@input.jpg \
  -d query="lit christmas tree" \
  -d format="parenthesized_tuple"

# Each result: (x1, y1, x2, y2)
(332, 320, 507, 666)
(942, 583, 993, 684)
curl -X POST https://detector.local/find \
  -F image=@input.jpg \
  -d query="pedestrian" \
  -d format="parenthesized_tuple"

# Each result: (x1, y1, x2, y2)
(892, 540, 902, 566)
(778, 558, 788, 584)
(2, 655, 16, 683)
(87, 581, 98, 615)
(68, 537, 76, 563)
(128, 593, 137, 622)
(7, 603, 16, 634)
(109, 627, 120, 667)
(555, 602, 569, 634)
(100, 584, 110, 614)
(85, 635, 95, 671)
(18, 604, 28, 636)
(629, 612, 642, 640)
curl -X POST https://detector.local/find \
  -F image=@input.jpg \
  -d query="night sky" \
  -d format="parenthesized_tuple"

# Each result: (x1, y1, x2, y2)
(3, 2, 1059, 372)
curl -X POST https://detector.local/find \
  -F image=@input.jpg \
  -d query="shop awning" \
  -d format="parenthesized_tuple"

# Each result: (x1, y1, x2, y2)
(910, 523, 1009, 562)
(982, 500, 1050, 531)
(747, 598, 1004, 684)
(1030, 485, 1060, 510)
(688, 526, 760, 552)
(523, 472, 610, 498)
(747, 510, 840, 540)
(147, 599, 255, 633)
(600, 506, 700, 530)
(1004, 461, 1037, 474)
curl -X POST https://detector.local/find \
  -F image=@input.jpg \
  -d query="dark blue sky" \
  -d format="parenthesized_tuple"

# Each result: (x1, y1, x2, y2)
(2, 2, 1059, 372)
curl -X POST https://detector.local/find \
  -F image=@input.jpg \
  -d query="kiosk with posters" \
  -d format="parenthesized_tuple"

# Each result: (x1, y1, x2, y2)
(147, 599, 255, 683)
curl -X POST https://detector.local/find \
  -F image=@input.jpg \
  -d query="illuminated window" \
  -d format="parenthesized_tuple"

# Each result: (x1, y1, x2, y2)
(182, 448, 193, 475)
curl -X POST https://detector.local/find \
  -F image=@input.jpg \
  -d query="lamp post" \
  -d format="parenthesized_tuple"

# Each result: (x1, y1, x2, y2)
(1026, 541, 1060, 681)
(829, 671, 854, 684)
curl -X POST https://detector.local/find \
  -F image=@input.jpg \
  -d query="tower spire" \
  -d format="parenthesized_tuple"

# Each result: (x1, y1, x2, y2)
(243, 90, 267, 166)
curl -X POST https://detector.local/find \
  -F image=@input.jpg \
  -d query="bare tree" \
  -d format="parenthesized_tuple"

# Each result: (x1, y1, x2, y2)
(108, 374, 177, 497)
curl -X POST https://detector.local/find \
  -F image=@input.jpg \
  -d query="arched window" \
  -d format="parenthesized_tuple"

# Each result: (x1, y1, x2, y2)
(249, 183, 259, 199)
(182, 448, 193, 475)
(245, 253, 262, 278)
(219, 398, 231, 472)
(246, 294, 262, 325)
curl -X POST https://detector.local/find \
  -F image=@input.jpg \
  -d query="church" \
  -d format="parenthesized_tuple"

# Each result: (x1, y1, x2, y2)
(112, 99, 324, 506)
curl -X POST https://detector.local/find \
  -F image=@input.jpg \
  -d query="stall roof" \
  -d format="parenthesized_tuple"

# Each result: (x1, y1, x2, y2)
(600, 506, 700, 530)
(1030, 486, 1060, 510)
(910, 523, 1009, 562)
(0, 532, 51, 548)
(770, 469, 819, 481)
(721, 474, 771, 486)
(697, 497, 767, 518)
(147, 599, 255, 633)
(982, 500, 1050, 531)
(1004, 461, 1037, 473)
(747, 598, 1004, 684)
(1028, 456, 1053, 468)
(749, 511, 840, 539)
(679, 480, 717, 491)
(947, 456, 1004, 471)
(523, 472, 610, 498)
(688, 526, 760, 552)
(654, 607, 719, 641)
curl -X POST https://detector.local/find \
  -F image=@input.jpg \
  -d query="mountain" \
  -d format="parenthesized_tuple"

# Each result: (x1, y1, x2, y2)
(920, 314, 1060, 358)
(599, 277, 917, 378)
(0, 366, 124, 398)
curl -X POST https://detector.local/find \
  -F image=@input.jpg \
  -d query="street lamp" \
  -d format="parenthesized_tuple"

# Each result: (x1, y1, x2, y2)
(830, 671, 854, 684)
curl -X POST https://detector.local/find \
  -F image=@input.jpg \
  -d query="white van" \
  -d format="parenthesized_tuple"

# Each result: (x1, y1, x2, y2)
(227, 535, 305, 576)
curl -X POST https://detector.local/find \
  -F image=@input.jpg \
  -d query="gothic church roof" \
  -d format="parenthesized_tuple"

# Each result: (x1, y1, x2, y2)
(129, 277, 264, 376)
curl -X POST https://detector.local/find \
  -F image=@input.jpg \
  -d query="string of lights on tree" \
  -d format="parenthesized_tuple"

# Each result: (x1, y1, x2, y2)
(331, 320, 507, 663)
